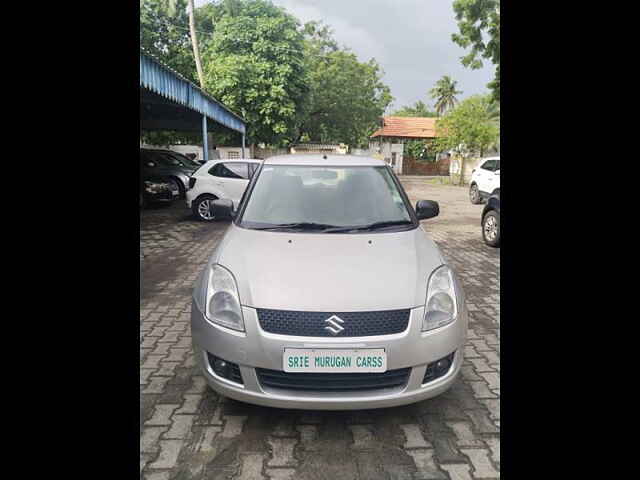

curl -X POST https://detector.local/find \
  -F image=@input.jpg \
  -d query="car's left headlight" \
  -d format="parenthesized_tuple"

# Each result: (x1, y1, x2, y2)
(144, 181, 167, 193)
(204, 264, 245, 331)
(423, 265, 458, 331)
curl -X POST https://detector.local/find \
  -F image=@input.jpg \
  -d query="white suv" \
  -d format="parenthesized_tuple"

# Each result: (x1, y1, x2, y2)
(186, 159, 262, 221)
(469, 156, 500, 204)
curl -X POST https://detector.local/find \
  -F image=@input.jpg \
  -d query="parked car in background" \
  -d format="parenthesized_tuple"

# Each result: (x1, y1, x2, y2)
(481, 190, 500, 247)
(140, 175, 174, 209)
(191, 154, 468, 410)
(469, 156, 500, 204)
(140, 148, 198, 198)
(186, 159, 262, 221)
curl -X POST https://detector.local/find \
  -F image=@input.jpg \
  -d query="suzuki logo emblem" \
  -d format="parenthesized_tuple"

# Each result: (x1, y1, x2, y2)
(324, 315, 345, 335)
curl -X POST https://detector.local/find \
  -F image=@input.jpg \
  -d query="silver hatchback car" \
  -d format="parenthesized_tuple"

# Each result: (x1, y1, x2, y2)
(191, 155, 467, 410)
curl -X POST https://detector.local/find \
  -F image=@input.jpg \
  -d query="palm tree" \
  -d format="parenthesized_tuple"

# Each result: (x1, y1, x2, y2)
(429, 76, 462, 116)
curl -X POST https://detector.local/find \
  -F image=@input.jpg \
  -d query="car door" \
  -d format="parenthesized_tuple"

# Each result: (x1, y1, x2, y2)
(209, 162, 250, 205)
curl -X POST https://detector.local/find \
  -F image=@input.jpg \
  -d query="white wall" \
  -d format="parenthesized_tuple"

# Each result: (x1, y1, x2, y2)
(368, 140, 404, 174)
(449, 156, 483, 183)
(141, 143, 248, 160)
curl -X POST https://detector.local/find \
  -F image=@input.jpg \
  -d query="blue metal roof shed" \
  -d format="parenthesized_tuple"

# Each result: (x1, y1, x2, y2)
(140, 50, 247, 159)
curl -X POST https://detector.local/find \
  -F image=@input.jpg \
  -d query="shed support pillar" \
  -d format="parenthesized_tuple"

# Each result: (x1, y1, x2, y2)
(242, 133, 246, 158)
(202, 115, 209, 161)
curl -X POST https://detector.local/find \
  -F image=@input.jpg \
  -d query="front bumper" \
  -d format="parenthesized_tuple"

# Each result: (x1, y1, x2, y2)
(191, 302, 467, 410)
(144, 190, 174, 203)
(185, 191, 195, 209)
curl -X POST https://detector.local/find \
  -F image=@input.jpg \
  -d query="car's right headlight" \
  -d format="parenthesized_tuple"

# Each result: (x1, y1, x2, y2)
(423, 265, 458, 332)
(204, 264, 245, 332)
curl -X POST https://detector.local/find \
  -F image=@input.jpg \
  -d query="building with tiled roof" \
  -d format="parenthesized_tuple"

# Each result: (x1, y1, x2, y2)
(368, 116, 441, 174)
(370, 116, 438, 139)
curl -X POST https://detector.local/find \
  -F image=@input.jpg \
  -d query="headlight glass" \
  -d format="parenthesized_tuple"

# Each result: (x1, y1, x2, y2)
(144, 181, 167, 193)
(204, 264, 245, 331)
(423, 265, 457, 331)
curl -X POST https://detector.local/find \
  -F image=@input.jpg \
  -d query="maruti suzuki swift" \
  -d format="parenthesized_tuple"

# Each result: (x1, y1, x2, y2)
(191, 154, 468, 410)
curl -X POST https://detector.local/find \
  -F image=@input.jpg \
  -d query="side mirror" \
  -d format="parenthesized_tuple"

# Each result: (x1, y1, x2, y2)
(211, 199, 235, 221)
(494, 169, 500, 176)
(198, 160, 207, 165)
(415, 200, 439, 220)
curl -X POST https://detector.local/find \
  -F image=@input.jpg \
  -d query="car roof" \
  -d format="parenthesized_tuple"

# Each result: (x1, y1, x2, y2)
(196, 158, 262, 170)
(264, 154, 386, 167)
(481, 156, 500, 161)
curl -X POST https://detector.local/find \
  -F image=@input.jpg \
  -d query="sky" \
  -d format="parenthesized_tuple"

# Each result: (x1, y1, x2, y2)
(195, 0, 494, 112)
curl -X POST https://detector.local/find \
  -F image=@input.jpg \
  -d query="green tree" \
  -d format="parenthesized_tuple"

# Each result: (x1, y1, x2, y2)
(429, 76, 462, 116)
(294, 23, 392, 147)
(452, 0, 500, 101)
(201, 0, 309, 146)
(433, 95, 499, 185)
(392, 101, 437, 118)
(140, 0, 197, 83)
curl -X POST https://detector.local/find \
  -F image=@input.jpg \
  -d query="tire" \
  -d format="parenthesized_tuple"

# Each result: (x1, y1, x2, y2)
(169, 177, 185, 199)
(469, 183, 482, 204)
(482, 210, 500, 247)
(192, 195, 217, 222)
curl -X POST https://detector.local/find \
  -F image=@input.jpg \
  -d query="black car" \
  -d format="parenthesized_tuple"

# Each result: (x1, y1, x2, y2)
(481, 190, 500, 247)
(140, 175, 174, 209)
(140, 149, 199, 198)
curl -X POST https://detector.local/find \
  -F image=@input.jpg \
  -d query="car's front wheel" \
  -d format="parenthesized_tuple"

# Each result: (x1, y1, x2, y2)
(169, 177, 185, 198)
(482, 210, 500, 247)
(193, 195, 217, 222)
(469, 184, 482, 204)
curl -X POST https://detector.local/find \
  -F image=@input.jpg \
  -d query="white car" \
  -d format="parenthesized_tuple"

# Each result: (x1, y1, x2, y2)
(186, 159, 262, 221)
(469, 156, 500, 204)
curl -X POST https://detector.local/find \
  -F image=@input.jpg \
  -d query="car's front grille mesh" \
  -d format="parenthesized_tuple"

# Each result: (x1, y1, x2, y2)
(256, 368, 411, 392)
(256, 309, 410, 337)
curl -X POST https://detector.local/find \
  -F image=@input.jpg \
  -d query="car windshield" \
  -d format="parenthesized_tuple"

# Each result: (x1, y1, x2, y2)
(145, 151, 193, 169)
(165, 152, 200, 169)
(239, 165, 414, 232)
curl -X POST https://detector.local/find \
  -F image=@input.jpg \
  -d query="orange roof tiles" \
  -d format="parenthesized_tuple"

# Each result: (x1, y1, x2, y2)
(370, 116, 439, 139)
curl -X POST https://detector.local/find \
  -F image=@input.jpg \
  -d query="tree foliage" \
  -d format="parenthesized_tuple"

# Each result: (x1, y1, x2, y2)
(140, 1, 393, 148)
(392, 101, 437, 118)
(201, 0, 308, 146)
(140, 0, 197, 84)
(429, 76, 462, 116)
(434, 95, 499, 183)
(451, 0, 500, 101)
(296, 22, 393, 148)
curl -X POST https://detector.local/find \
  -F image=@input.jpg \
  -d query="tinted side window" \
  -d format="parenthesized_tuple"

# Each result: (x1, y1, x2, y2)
(209, 162, 248, 179)
(141, 151, 156, 167)
(495, 160, 500, 171)
(481, 160, 497, 171)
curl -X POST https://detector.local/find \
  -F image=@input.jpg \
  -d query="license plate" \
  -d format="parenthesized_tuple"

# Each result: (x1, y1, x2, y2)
(283, 348, 386, 373)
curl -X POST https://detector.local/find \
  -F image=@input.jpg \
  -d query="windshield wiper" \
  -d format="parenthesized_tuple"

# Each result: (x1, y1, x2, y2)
(250, 222, 339, 231)
(324, 220, 414, 233)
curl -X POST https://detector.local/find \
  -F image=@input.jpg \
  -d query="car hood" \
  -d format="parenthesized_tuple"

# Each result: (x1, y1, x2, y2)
(214, 224, 446, 311)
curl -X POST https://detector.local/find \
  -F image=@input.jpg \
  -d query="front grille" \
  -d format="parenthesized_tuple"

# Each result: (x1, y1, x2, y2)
(257, 309, 410, 337)
(256, 368, 410, 392)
